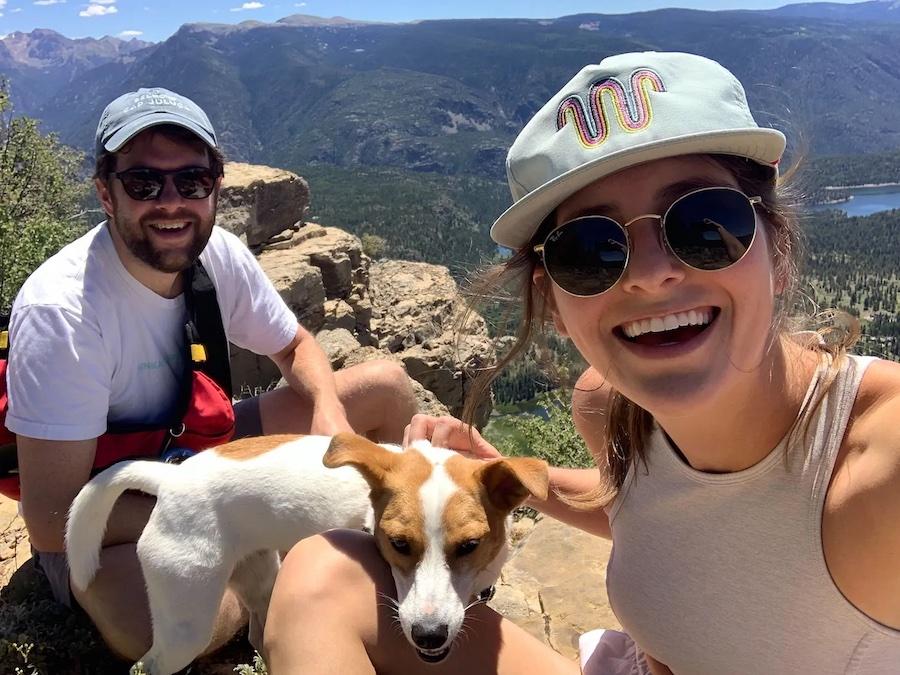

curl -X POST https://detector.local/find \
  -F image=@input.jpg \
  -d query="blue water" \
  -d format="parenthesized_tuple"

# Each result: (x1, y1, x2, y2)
(813, 186, 900, 217)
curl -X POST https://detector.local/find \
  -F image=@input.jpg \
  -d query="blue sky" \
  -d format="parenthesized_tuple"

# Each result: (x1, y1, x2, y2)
(0, 0, 868, 42)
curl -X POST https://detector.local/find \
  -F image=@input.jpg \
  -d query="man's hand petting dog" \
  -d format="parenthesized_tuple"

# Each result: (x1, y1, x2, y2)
(65, 432, 548, 675)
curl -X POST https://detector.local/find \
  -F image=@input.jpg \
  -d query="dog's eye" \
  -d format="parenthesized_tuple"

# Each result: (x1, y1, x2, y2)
(389, 537, 411, 555)
(456, 539, 480, 557)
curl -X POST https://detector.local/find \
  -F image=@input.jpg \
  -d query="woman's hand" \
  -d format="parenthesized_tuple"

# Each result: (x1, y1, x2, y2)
(402, 414, 502, 460)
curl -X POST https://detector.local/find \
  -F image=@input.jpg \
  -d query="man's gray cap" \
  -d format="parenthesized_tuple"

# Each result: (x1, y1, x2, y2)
(95, 87, 218, 157)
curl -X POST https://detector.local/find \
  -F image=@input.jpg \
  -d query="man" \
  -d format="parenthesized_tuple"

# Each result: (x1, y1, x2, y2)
(4, 87, 417, 661)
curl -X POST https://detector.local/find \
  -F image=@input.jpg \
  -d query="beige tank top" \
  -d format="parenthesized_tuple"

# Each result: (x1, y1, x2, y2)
(605, 354, 900, 674)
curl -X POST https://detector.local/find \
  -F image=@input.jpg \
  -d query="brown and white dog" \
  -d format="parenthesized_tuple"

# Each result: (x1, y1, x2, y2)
(65, 433, 548, 675)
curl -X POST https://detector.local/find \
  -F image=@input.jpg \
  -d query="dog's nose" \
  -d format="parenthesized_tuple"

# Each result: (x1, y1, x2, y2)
(411, 623, 449, 651)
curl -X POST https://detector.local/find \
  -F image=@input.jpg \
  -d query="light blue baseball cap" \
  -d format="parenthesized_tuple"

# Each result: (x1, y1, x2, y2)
(95, 87, 218, 158)
(491, 52, 786, 249)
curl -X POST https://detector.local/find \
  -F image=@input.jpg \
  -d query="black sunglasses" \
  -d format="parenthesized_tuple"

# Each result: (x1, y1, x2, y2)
(534, 187, 762, 297)
(109, 166, 219, 201)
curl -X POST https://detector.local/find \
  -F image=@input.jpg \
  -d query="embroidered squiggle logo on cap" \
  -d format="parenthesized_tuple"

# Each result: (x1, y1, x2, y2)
(557, 68, 666, 148)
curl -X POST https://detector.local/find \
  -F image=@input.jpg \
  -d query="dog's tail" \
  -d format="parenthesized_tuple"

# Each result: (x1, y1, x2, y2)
(66, 460, 176, 592)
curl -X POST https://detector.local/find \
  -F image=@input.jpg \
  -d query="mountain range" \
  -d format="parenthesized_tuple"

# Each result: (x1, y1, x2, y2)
(5, 3, 900, 168)
(3, 2, 900, 270)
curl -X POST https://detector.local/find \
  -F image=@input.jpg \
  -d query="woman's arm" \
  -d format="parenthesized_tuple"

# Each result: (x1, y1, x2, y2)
(823, 358, 900, 629)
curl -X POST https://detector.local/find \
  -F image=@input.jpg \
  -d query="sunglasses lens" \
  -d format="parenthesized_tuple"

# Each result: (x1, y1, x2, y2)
(117, 168, 216, 200)
(173, 169, 216, 199)
(664, 188, 756, 270)
(543, 217, 628, 296)
(119, 171, 163, 201)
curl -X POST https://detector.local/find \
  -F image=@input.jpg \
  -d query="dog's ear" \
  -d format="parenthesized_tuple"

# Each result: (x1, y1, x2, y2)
(477, 457, 549, 512)
(324, 433, 397, 488)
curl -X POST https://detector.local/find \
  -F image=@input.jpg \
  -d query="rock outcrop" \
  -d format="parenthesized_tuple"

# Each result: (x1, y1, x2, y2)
(219, 162, 494, 423)
(217, 162, 310, 248)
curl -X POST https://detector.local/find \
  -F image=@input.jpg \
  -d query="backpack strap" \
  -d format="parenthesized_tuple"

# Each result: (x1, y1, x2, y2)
(183, 260, 232, 399)
(0, 311, 9, 360)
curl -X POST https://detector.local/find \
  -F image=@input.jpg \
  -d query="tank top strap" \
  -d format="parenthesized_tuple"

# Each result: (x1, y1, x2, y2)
(805, 353, 878, 514)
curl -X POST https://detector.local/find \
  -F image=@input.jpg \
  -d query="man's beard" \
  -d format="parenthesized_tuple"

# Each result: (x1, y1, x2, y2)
(111, 200, 214, 273)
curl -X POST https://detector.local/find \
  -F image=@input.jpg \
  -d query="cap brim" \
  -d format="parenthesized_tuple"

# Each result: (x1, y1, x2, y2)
(490, 128, 785, 250)
(102, 111, 217, 154)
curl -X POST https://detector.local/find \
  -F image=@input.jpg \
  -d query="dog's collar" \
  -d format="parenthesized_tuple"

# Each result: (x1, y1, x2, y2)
(476, 586, 495, 603)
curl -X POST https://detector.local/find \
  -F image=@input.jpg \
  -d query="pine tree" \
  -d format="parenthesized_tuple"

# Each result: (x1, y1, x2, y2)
(0, 81, 87, 312)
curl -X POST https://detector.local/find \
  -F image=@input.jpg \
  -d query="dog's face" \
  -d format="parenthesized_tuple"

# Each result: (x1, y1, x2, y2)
(324, 433, 548, 663)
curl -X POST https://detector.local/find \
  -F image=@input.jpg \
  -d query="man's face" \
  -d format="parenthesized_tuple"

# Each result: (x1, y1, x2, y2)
(97, 130, 219, 274)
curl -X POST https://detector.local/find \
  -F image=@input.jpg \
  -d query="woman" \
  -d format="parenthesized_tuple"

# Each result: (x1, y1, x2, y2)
(263, 52, 900, 674)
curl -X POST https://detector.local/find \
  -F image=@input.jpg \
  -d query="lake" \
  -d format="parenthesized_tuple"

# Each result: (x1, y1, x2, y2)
(812, 185, 900, 217)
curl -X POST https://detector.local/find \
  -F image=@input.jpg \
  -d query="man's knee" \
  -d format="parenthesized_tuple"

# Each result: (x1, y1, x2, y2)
(355, 359, 412, 395)
(371, 361, 417, 414)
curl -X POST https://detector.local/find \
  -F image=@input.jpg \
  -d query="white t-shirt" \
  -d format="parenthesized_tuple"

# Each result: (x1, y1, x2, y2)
(5, 223, 297, 441)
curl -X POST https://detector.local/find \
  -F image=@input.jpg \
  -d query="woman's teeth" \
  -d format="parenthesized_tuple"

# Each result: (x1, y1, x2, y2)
(622, 309, 713, 339)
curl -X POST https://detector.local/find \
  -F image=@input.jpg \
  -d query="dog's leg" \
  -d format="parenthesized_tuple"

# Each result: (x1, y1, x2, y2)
(229, 549, 281, 652)
(136, 531, 232, 675)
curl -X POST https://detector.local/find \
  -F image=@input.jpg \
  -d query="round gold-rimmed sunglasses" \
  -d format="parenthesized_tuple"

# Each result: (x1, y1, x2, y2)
(534, 186, 762, 297)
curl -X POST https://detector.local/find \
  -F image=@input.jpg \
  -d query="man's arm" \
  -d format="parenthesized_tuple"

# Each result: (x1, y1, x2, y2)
(17, 436, 95, 552)
(17, 436, 155, 552)
(269, 325, 354, 437)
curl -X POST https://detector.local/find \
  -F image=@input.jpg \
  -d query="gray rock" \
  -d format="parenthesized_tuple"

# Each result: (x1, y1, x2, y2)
(217, 162, 309, 247)
(491, 516, 619, 659)
(315, 328, 362, 369)
(256, 249, 326, 332)
(369, 260, 493, 423)
(322, 299, 357, 332)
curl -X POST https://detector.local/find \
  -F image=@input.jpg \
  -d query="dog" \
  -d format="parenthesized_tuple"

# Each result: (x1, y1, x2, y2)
(65, 432, 549, 675)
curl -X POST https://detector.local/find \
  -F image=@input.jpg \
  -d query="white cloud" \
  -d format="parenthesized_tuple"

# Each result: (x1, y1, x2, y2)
(79, 2, 117, 16)
(118, 29, 143, 37)
(230, 1, 263, 11)
(34, 0, 67, 5)
(0, 0, 6, 15)
(12, 6, 22, 10)
(294, 2, 306, 6)
(92, 0, 116, 4)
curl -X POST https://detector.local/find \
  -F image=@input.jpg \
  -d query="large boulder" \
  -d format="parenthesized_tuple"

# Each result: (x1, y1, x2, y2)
(217, 162, 310, 248)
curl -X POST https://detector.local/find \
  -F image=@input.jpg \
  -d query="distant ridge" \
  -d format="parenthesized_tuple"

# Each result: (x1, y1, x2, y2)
(766, 0, 900, 21)
(181, 15, 389, 36)
(276, 14, 389, 27)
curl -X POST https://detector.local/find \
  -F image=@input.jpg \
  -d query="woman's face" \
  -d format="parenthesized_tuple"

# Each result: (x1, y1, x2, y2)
(541, 155, 779, 415)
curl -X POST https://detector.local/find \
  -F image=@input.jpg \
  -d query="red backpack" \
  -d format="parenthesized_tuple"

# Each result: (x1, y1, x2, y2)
(0, 260, 236, 500)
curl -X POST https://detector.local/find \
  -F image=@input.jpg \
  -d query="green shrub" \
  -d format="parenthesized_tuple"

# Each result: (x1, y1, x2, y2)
(486, 391, 593, 469)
